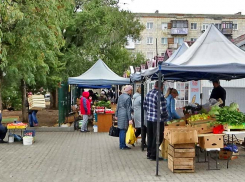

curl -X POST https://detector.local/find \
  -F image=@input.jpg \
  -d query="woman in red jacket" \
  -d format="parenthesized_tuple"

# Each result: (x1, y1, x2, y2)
(80, 92, 91, 132)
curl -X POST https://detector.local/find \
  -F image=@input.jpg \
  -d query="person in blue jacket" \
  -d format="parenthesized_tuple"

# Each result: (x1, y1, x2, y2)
(165, 88, 180, 121)
(0, 110, 7, 143)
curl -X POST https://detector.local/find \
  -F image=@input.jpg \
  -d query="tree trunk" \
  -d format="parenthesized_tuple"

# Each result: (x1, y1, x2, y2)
(21, 80, 28, 122)
(50, 89, 58, 109)
(0, 72, 3, 110)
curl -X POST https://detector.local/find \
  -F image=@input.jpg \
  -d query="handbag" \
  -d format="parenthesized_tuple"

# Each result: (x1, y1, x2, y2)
(109, 126, 120, 137)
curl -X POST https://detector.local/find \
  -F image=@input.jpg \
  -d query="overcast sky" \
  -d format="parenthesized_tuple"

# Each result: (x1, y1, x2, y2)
(119, 0, 245, 15)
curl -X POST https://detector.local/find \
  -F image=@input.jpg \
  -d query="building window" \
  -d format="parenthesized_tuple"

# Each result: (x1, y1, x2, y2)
(191, 38, 197, 42)
(233, 23, 238, 30)
(172, 20, 188, 28)
(161, 38, 168, 45)
(135, 39, 141, 44)
(162, 23, 168, 30)
(191, 23, 197, 30)
(161, 53, 165, 57)
(146, 52, 154, 59)
(202, 24, 209, 31)
(147, 37, 153, 44)
(174, 37, 184, 45)
(215, 23, 221, 30)
(147, 22, 153, 29)
(176, 82, 189, 108)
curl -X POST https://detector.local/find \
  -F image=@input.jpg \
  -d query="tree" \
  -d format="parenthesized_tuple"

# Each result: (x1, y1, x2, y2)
(62, 0, 145, 78)
(0, 0, 74, 121)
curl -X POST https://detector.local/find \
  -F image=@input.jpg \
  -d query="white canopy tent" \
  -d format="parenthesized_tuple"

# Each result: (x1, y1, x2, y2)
(165, 42, 189, 63)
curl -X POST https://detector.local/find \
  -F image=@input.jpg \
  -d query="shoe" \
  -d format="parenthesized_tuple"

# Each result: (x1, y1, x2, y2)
(121, 146, 131, 150)
(80, 130, 86, 132)
(0, 140, 7, 143)
(150, 157, 164, 161)
(132, 144, 135, 147)
(85, 130, 90, 132)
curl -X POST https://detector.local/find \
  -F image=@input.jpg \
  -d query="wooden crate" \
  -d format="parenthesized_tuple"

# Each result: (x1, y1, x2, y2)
(161, 139, 169, 159)
(168, 144, 195, 158)
(168, 154, 195, 173)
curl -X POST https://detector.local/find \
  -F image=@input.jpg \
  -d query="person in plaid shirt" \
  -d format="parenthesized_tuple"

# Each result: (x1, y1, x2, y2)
(143, 81, 168, 160)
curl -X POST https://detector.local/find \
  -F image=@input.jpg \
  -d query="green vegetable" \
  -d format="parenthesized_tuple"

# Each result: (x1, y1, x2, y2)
(229, 102, 239, 111)
(215, 109, 245, 126)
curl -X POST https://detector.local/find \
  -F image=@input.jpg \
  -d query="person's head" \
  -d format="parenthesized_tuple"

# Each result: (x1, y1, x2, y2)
(212, 80, 220, 88)
(28, 92, 33, 98)
(164, 88, 178, 98)
(170, 88, 178, 98)
(82, 91, 90, 99)
(154, 81, 164, 91)
(124, 85, 133, 95)
(136, 86, 141, 94)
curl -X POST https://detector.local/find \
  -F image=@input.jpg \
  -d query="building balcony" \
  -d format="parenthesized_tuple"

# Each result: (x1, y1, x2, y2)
(221, 28, 233, 35)
(171, 28, 188, 35)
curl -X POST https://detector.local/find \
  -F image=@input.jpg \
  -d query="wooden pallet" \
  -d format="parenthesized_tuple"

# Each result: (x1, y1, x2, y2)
(168, 154, 195, 173)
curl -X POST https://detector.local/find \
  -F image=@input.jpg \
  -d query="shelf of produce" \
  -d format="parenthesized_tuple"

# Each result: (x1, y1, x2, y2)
(96, 113, 114, 132)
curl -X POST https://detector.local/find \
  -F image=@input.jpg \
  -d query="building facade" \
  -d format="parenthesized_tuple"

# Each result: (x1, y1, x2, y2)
(127, 13, 245, 112)
(126, 13, 245, 59)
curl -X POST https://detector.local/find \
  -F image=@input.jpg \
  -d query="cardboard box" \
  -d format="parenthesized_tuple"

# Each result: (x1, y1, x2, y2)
(219, 149, 239, 160)
(168, 144, 195, 158)
(161, 139, 169, 159)
(164, 126, 198, 145)
(189, 119, 216, 134)
(168, 154, 195, 173)
(223, 123, 245, 131)
(198, 134, 224, 149)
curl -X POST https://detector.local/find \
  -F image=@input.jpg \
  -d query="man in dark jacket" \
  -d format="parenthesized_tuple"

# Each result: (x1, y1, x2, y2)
(0, 110, 7, 143)
(210, 80, 226, 107)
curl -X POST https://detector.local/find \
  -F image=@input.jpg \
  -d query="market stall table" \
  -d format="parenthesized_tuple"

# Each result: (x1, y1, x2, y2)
(197, 133, 225, 170)
(223, 131, 245, 168)
(97, 113, 114, 132)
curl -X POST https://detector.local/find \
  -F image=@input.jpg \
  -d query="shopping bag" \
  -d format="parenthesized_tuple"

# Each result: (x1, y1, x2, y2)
(109, 126, 120, 137)
(126, 124, 136, 145)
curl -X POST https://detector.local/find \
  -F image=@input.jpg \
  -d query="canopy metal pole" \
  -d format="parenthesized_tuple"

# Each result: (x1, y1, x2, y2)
(141, 77, 145, 151)
(156, 61, 162, 176)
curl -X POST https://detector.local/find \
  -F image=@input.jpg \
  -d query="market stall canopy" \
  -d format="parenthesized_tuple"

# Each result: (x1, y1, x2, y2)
(77, 85, 111, 89)
(68, 59, 130, 85)
(142, 24, 245, 81)
(165, 42, 189, 63)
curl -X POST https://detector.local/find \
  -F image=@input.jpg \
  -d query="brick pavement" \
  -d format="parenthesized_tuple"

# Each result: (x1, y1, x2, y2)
(0, 132, 245, 182)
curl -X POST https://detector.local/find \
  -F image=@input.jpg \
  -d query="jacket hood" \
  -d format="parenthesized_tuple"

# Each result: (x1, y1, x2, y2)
(133, 92, 140, 99)
(82, 92, 90, 98)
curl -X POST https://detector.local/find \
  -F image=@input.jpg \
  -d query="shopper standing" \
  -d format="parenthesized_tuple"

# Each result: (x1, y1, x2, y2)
(80, 91, 91, 132)
(144, 81, 168, 160)
(132, 87, 147, 147)
(165, 88, 181, 121)
(115, 85, 133, 150)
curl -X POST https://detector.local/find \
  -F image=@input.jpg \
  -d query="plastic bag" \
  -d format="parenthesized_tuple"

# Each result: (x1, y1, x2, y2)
(126, 124, 136, 145)
(224, 144, 239, 153)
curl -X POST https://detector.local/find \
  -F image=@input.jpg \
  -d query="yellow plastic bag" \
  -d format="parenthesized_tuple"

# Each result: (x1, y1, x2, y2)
(126, 124, 136, 145)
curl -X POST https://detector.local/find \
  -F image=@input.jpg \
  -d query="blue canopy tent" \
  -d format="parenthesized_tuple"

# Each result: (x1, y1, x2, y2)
(137, 24, 245, 175)
(68, 59, 130, 85)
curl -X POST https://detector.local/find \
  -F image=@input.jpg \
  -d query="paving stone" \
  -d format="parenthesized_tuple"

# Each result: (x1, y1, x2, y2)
(0, 132, 244, 182)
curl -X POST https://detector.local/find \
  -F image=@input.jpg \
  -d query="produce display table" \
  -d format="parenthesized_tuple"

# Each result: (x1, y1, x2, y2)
(97, 113, 114, 132)
(223, 131, 245, 168)
(7, 123, 27, 137)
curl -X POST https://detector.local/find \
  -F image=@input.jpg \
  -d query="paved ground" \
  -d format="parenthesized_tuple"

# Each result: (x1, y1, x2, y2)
(0, 131, 245, 182)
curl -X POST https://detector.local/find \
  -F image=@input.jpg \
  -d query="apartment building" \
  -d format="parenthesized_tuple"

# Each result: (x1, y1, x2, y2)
(126, 12, 245, 60)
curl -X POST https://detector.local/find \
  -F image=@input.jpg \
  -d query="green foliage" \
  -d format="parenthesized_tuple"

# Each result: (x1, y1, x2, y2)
(62, 0, 145, 78)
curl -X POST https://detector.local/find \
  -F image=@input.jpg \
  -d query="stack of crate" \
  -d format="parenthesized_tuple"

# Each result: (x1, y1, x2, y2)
(28, 95, 45, 110)
(168, 143, 195, 173)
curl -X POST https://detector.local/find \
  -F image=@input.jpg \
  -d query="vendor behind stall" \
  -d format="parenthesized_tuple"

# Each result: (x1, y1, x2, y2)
(165, 88, 180, 121)
(210, 80, 226, 107)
